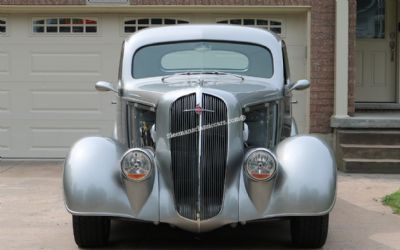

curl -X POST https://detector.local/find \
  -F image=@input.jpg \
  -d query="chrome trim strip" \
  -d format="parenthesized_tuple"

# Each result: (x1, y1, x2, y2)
(196, 86, 202, 223)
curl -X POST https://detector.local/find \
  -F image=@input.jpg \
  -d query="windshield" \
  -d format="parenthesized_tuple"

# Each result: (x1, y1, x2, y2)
(132, 41, 273, 79)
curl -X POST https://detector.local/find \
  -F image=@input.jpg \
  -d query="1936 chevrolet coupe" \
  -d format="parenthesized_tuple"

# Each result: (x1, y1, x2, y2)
(63, 25, 336, 248)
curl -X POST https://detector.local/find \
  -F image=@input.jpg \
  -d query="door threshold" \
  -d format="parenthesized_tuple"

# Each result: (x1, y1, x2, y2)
(355, 102, 400, 110)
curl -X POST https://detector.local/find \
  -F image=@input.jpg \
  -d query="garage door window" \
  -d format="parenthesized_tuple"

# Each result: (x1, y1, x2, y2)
(217, 19, 283, 35)
(124, 18, 189, 33)
(32, 18, 98, 34)
(0, 19, 6, 33)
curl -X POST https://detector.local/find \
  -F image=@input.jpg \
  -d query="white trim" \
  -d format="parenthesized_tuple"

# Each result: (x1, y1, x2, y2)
(334, 0, 349, 118)
(305, 10, 312, 133)
(0, 5, 311, 14)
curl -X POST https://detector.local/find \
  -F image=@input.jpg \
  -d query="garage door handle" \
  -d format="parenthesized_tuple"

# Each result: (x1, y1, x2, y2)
(291, 100, 298, 104)
(111, 101, 117, 104)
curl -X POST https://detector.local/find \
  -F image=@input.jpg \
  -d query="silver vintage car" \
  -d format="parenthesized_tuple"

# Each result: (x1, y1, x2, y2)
(63, 25, 336, 248)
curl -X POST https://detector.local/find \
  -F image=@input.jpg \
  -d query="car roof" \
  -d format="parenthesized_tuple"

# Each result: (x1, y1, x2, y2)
(124, 24, 282, 49)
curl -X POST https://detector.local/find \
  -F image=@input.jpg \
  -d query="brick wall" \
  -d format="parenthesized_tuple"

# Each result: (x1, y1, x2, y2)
(348, 0, 356, 115)
(0, 0, 356, 133)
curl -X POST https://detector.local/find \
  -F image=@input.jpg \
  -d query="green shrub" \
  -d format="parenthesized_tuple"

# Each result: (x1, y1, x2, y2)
(383, 190, 400, 214)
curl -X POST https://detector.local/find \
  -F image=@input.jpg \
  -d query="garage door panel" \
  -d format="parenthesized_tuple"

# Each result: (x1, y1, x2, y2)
(0, 126, 11, 151)
(1, 83, 115, 120)
(282, 14, 307, 43)
(0, 52, 10, 75)
(27, 88, 115, 120)
(0, 90, 10, 112)
(7, 81, 100, 89)
(2, 120, 114, 158)
(31, 53, 101, 75)
(26, 120, 114, 158)
(286, 45, 308, 134)
(4, 45, 118, 83)
(0, 110, 114, 120)
(30, 127, 100, 149)
(286, 45, 306, 80)
(31, 90, 101, 113)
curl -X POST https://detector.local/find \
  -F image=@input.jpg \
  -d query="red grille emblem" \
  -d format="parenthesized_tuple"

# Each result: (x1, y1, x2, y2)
(195, 104, 203, 115)
(183, 104, 214, 115)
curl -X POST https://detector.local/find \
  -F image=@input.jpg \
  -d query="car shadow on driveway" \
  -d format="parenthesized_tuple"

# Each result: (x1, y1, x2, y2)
(108, 219, 292, 249)
(98, 197, 400, 250)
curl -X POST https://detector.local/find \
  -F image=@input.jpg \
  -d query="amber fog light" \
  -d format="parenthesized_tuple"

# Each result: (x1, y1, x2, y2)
(245, 149, 277, 181)
(121, 149, 153, 181)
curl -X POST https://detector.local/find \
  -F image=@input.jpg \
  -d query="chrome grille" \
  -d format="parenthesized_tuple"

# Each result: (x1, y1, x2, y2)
(170, 94, 198, 220)
(170, 93, 227, 220)
(200, 94, 227, 220)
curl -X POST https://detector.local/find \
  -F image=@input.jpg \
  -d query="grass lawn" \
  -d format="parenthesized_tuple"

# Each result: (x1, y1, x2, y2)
(383, 189, 400, 214)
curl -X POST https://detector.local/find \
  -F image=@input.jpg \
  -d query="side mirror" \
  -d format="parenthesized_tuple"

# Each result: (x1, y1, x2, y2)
(95, 81, 117, 93)
(288, 79, 310, 92)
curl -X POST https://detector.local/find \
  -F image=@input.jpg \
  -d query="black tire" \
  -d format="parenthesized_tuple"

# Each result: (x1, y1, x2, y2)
(290, 214, 329, 248)
(72, 215, 110, 248)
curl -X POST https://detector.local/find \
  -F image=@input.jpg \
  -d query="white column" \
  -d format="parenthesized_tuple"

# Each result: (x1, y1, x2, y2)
(334, 0, 349, 118)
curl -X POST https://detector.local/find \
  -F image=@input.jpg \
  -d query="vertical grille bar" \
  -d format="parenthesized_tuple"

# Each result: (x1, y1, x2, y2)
(200, 94, 227, 220)
(170, 94, 198, 220)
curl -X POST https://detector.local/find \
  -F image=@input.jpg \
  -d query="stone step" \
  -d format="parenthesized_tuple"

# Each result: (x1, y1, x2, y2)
(340, 144, 400, 160)
(337, 130, 400, 145)
(342, 159, 400, 174)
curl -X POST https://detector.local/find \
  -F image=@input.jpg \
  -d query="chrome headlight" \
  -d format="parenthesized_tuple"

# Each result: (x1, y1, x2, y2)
(244, 148, 277, 181)
(121, 149, 153, 181)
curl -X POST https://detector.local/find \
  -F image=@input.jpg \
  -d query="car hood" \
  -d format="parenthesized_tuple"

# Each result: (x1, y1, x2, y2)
(122, 76, 283, 107)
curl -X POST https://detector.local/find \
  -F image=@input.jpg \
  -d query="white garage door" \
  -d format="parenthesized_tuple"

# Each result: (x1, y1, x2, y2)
(0, 15, 125, 158)
(0, 13, 307, 158)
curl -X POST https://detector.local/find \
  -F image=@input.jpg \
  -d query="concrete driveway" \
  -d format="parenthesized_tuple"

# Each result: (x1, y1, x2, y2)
(0, 160, 400, 250)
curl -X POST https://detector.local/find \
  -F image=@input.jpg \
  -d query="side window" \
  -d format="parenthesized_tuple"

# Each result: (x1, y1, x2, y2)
(32, 18, 98, 34)
(123, 18, 189, 33)
(0, 19, 6, 34)
(281, 41, 292, 124)
(118, 41, 125, 81)
(217, 18, 283, 36)
(282, 41, 291, 85)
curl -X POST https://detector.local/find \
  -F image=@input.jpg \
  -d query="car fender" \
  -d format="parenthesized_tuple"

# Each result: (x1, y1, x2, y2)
(239, 135, 336, 221)
(63, 137, 135, 218)
(269, 135, 336, 216)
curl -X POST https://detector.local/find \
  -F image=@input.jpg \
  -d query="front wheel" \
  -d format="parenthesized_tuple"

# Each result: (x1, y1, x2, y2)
(72, 215, 110, 248)
(290, 214, 329, 248)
